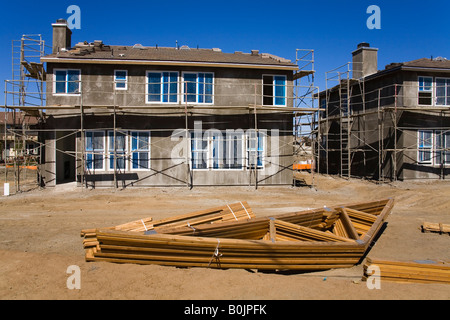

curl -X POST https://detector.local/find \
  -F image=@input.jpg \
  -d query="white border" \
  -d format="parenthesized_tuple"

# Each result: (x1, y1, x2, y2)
(262, 74, 287, 107)
(181, 71, 215, 105)
(85, 130, 105, 171)
(145, 71, 179, 104)
(53, 68, 81, 96)
(114, 70, 128, 91)
(130, 130, 152, 171)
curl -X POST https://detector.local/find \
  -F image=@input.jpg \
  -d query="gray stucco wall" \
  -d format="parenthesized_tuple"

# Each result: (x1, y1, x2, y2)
(41, 63, 295, 187)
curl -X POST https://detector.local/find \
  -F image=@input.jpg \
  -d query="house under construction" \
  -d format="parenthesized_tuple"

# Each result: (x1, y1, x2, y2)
(2, 19, 319, 192)
(317, 43, 450, 181)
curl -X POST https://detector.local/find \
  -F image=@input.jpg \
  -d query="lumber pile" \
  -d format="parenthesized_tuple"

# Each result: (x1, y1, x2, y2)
(81, 201, 255, 252)
(81, 198, 394, 271)
(363, 258, 450, 284)
(85, 229, 366, 270)
(421, 222, 450, 235)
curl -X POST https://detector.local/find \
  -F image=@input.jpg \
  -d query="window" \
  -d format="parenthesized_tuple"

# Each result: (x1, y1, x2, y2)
(435, 131, 450, 165)
(191, 130, 244, 170)
(263, 75, 286, 106)
(146, 71, 178, 103)
(85, 131, 105, 170)
(418, 76, 433, 105)
(114, 70, 128, 90)
(418, 130, 450, 165)
(183, 72, 213, 104)
(191, 132, 208, 169)
(54, 69, 80, 94)
(418, 130, 433, 164)
(108, 131, 127, 170)
(212, 131, 244, 169)
(131, 131, 150, 170)
(247, 130, 265, 169)
(436, 78, 450, 106)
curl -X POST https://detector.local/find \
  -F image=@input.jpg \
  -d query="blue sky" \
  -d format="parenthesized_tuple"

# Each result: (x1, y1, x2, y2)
(0, 0, 449, 105)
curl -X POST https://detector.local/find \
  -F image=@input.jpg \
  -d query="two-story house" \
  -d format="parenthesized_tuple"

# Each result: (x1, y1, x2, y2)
(318, 43, 450, 180)
(39, 19, 301, 188)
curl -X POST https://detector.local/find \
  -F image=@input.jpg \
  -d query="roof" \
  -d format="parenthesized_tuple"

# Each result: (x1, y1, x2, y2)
(385, 57, 450, 71)
(41, 41, 298, 71)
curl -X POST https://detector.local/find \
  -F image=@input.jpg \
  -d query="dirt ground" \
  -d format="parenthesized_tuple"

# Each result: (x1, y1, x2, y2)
(0, 173, 449, 300)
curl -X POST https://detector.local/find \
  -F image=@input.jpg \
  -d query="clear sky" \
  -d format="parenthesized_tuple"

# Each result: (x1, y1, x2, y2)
(0, 0, 449, 105)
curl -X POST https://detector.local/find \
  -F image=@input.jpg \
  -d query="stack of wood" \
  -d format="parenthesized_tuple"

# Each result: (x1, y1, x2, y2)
(363, 258, 450, 284)
(421, 222, 450, 235)
(81, 201, 255, 253)
(80, 198, 395, 271)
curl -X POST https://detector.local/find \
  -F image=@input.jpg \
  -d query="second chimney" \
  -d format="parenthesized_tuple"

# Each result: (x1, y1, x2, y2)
(352, 42, 378, 79)
(52, 19, 72, 54)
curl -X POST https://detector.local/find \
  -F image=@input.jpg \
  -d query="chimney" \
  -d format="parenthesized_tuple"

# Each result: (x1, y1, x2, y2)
(52, 19, 72, 54)
(352, 42, 378, 79)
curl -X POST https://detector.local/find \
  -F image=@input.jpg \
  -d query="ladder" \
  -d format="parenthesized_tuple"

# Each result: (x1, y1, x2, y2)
(339, 79, 351, 178)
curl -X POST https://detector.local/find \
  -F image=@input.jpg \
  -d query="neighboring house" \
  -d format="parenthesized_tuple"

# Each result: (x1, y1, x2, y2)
(0, 112, 39, 162)
(39, 19, 301, 187)
(317, 43, 450, 180)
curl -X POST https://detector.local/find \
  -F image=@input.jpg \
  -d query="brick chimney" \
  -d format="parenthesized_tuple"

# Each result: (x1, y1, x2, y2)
(352, 42, 378, 79)
(52, 19, 72, 54)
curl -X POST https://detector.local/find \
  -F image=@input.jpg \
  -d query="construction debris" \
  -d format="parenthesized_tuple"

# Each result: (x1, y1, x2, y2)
(363, 258, 450, 284)
(81, 198, 394, 271)
(421, 222, 450, 235)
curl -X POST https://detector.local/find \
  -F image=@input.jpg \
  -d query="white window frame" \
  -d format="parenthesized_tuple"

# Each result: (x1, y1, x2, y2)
(189, 130, 245, 171)
(85, 130, 105, 171)
(262, 74, 287, 107)
(417, 130, 450, 166)
(182, 72, 214, 105)
(130, 131, 151, 171)
(145, 71, 179, 104)
(114, 70, 128, 90)
(435, 77, 450, 106)
(246, 130, 265, 170)
(53, 69, 81, 96)
(190, 131, 209, 170)
(107, 130, 128, 171)
(418, 76, 433, 106)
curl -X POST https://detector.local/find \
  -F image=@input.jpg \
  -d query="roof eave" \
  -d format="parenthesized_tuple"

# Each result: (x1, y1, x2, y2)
(41, 57, 299, 71)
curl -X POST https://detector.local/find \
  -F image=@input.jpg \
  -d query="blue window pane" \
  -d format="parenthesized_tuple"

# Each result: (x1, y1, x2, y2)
(148, 73, 161, 102)
(139, 152, 149, 169)
(94, 154, 103, 169)
(184, 73, 197, 102)
(86, 132, 93, 151)
(274, 76, 286, 105)
(162, 72, 169, 103)
(132, 152, 139, 169)
(198, 73, 204, 103)
(132, 132, 138, 150)
(67, 70, 80, 93)
(86, 153, 93, 169)
(205, 73, 213, 103)
(115, 71, 127, 80)
(55, 70, 66, 93)
(169, 73, 178, 103)
(138, 132, 149, 149)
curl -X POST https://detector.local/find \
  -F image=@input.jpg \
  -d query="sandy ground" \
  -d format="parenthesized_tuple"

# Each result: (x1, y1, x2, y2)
(0, 173, 449, 300)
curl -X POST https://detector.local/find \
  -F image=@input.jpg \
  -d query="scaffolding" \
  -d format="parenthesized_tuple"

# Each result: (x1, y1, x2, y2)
(3, 35, 48, 193)
(292, 49, 319, 186)
(317, 63, 450, 181)
(3, 47, 320, 193)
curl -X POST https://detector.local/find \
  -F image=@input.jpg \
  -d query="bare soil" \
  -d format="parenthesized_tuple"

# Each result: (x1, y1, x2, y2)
(0, 173, 449, 300)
